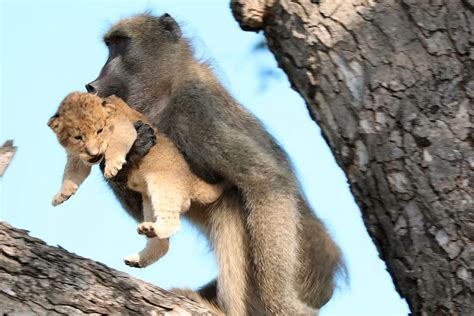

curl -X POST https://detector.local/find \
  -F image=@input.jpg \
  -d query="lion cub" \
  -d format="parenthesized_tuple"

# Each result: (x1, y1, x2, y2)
(48, 92, 224, 267)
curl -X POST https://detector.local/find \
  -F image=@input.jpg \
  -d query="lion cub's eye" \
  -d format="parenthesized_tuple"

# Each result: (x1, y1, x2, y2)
(74, 135, 83, 141)
(97, 128, 104, 135)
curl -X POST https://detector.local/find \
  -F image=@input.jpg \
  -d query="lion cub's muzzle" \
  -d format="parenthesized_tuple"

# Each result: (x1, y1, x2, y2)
(87, 154, 104, 164)
(80, 142, 107, 165)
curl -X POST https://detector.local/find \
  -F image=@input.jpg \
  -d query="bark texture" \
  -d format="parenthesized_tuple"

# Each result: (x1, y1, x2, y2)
(0, 222, 215, 315)
(0, 140, 16, 177)
(232, 0, 473, 315)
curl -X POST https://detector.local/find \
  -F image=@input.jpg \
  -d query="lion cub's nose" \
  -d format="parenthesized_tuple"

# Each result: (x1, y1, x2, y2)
(85, 147, 99, 156)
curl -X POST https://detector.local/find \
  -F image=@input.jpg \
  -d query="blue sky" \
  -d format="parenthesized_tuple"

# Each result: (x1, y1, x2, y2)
(1, 1, 409, 315)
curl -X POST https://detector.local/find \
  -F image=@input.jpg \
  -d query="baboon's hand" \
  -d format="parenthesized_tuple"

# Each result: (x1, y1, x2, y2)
(127, 121, 157, 165)
(52, 182, 78, 206)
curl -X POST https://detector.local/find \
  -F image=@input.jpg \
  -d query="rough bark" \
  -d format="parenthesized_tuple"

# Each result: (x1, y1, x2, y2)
(232, 0, 473, 315)
(0, 222, 215, 315)
(0, 140, 16, 177)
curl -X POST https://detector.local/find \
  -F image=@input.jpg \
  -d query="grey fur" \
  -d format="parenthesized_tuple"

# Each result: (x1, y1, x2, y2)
(87, 13, 343, 315)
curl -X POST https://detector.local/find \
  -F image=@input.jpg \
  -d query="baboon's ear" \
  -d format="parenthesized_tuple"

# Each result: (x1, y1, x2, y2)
(47, 113, 61, 132)
(158, 13, 181, 40)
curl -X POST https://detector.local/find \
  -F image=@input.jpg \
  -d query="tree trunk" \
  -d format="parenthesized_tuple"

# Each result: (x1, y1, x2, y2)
(0, 222, 215, 315)
(231, 0, 473, 315)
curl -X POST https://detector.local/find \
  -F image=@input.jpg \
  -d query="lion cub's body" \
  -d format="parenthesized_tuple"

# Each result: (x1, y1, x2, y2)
(49, 92, 224, 267)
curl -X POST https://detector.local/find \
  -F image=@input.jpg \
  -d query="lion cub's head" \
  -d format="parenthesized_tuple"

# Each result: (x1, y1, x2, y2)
(48, 92, 116, 164)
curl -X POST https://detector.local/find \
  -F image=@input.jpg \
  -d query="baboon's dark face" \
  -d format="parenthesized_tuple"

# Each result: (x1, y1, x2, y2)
(86, 36, 130, 99)
(86, 14, 183, 104)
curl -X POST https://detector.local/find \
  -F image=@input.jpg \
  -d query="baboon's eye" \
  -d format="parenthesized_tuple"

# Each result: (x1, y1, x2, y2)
(97, 128, 104, 135)
(74, 135, 82, 141)
(107, 36, 127, 46)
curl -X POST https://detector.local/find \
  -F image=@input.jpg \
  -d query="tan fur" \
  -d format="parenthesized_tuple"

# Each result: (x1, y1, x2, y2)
(182, 191, 326, 316)
(180, 193, 251, 316)
(49, 92, 225, 267)
(208, 191, 250, 316)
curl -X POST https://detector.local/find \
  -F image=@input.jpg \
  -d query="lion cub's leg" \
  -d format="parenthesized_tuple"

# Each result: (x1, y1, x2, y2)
(192, 178, 226, 204)
(123, 237, 169, 268)
(124, 196, 170, 268)
(52, 155, 91, 206)
(137, 175, 186, 239)
(103, 117, 138, 178)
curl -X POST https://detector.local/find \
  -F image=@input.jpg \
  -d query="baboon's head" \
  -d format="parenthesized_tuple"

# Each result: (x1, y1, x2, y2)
(86, 13, 185, 104)
(48, 92, 116, 164)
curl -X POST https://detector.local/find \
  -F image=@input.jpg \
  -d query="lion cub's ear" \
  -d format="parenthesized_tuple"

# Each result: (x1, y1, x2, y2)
(47, 113, 61, 132)
(102, 100, 116, 114)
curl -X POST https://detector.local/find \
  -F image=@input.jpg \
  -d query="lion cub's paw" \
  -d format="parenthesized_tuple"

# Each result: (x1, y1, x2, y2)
(123, 251, 163, 269)
(104, 157, 126, 178)
(137, 221, 180, 239)
(137, 222, 158, 238)
(52, 183, 78, 206)
(123, 254, 145, 268)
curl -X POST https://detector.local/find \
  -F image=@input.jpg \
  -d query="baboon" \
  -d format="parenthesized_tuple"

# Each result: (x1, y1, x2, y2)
(86, 13, 343, 315)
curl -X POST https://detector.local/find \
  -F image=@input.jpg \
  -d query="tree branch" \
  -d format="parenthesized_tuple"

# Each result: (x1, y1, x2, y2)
(0, 140, 17, 177)
(0, 221, 215, 315)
